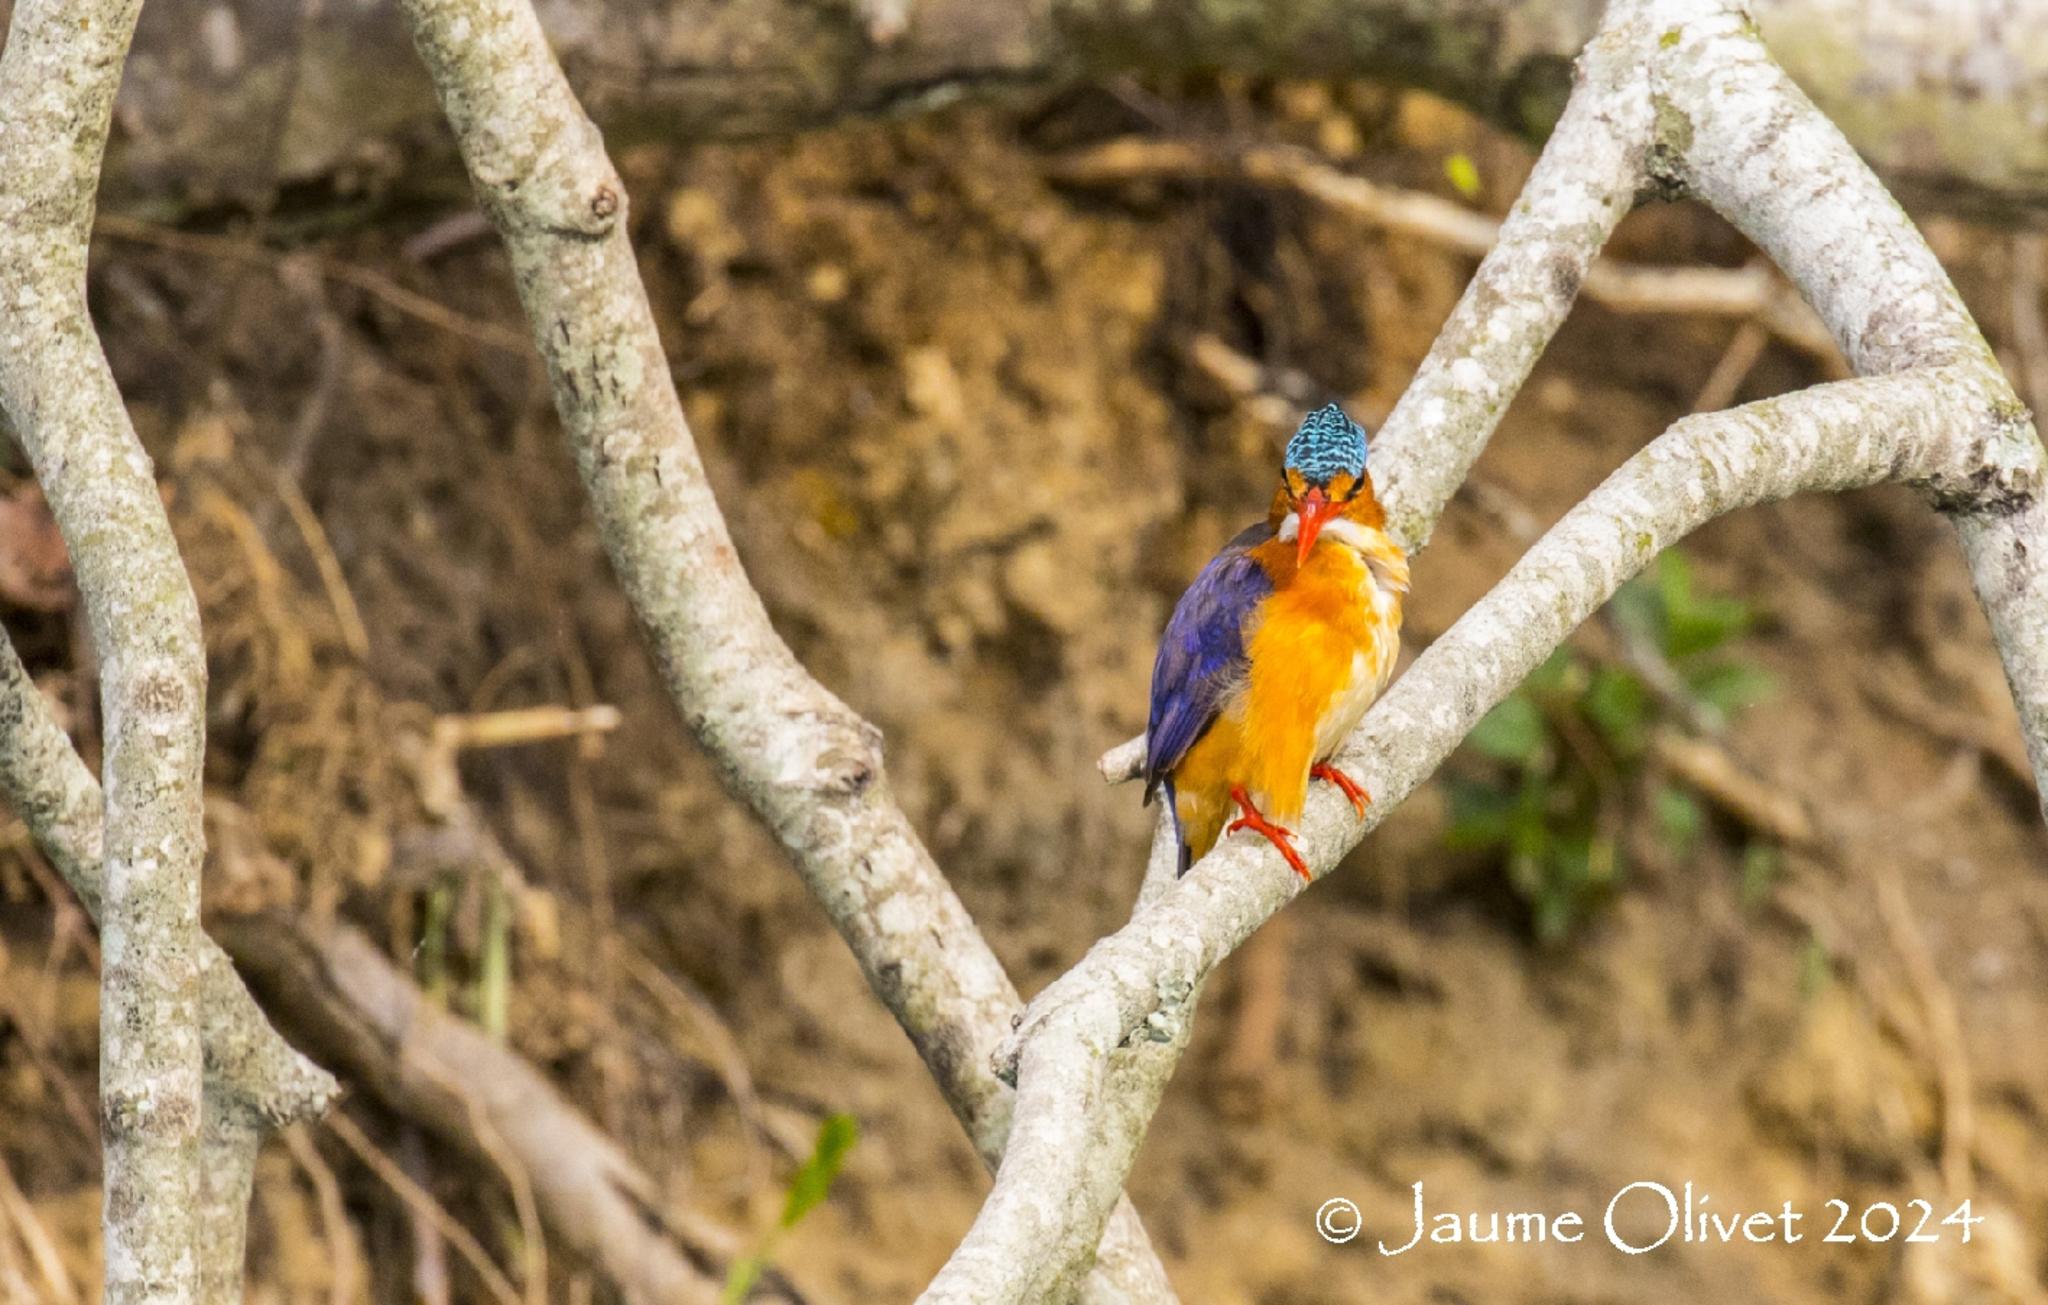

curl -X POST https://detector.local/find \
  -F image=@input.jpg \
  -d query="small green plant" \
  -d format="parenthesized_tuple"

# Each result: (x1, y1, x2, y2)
(721, 1113, 860, 1303)
(1447, 550, 1775, 941)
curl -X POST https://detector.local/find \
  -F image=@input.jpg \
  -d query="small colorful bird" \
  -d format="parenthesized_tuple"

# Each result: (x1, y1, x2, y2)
(1144, 403, 1410, 879)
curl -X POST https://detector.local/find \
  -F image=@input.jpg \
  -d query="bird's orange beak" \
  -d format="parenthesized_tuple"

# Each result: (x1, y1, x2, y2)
(1295, 487, 1336, 567)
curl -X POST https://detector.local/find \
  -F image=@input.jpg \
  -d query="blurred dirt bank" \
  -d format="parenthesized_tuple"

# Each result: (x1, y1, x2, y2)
(0, 78, 2043, 1304)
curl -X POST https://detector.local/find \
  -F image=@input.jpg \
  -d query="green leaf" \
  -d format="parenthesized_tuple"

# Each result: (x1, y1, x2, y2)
(1589, 834, 1620, 886)
(1686, 660, 1775, 723)
(1532, 891, 1575, 944)
(1654, 547, 1695, 611)
(725, 1114, 861, 1302)
(1654, 785, 1703, 855)
(721, 1256, 767, 1304)
(1584, 667, 1651, 755)
(782, 1113, 859, 1229)
(1608, 570, 1664, 649)
(1524, 647, 1580, 697)
(1506, 774, 1553, 863)
(475, 879, 511, 1043)
(1445, 779, 1516, 850)
(1444, 152, 1482, 199)
(1466, 694, 1546, 763)
(1665, 599, 1751, 658)
(1656, 551, 1754, 657)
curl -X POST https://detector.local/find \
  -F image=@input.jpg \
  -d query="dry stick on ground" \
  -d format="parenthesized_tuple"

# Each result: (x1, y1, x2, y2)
(1049, 137, 1844, 370)
(391, 0, 1177, 1299)
(0, 3, 337, 1300)
(221, 915, 809, 1305)
(928, 0, 2048, 1298)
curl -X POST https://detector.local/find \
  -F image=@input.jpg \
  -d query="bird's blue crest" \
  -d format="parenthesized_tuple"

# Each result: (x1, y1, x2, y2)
(1284, 403, 1369, 484)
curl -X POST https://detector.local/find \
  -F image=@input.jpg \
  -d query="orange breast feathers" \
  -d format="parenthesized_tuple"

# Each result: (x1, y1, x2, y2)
(1170, 516, 1408, 861)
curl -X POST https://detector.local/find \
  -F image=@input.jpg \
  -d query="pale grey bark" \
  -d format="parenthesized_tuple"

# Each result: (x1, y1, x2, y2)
(0, 2, 204, 1300)
(0, 3, 336, 1299)
(391, 0, 1173, 1298)
(923, 0, 2048, 1298)
(97, 0, 2048, 222)
(0, 637, 338, 1302)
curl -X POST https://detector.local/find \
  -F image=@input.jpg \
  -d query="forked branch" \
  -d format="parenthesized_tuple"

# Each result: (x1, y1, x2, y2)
(924, 0, 2047, 1299)
(0, 3, 337, 1300)
(393, 0, 1174, 1297)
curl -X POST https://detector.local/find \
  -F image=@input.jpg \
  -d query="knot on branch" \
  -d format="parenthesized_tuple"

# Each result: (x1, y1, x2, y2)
(480, 125, 625, 242)
(780, 699, 886, 799)
(1908, 375, 2045, 515)
(993, 960, 1192, 1087)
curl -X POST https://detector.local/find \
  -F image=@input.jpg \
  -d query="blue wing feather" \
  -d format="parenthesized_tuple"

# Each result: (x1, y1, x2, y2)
(1143, 522, 1275, 808)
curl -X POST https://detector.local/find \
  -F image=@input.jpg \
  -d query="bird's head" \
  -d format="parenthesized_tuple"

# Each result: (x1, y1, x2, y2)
(1277, 402, 1371, 567)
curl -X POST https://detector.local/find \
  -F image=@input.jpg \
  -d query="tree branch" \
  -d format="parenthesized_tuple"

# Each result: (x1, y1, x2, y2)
(0, 3, 332, 1299)
(391, 0, 1175, 1297)
(922, 0, 2047, 1297)
(0, 633, 340, 1298)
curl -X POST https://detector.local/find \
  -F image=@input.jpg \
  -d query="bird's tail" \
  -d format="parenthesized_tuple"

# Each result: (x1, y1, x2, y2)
(1162, 777, 1192, 877)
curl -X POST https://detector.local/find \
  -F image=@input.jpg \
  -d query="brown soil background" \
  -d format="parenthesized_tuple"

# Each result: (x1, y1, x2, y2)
(0, 79, 2044, 1303)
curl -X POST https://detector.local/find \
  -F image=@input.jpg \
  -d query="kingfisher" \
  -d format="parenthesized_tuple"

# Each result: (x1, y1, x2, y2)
(1143, 403, 1410, 880)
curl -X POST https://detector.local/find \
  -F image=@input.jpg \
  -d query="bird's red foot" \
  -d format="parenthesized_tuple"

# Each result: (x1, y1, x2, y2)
(1226, 785, 1310, 880)
(1311, 762, 1372, 820)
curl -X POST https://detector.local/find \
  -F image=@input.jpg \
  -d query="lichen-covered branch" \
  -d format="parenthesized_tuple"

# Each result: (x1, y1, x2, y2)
(930, 365, 2035, 1302)
(923, 0, 2048, 1297)
(0, 638, 338, 1300)
(392, 0, 1172, 1297)
(1651, 3, 2048, 815)
(0, 1, 315, 1298)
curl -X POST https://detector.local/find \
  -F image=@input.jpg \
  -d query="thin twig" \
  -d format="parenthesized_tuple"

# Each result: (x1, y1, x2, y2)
(282, 1124, 363, 1305)
(93, 213, 533, 355)
(325, 1112, 524, 1305)
(274, 472, 372, 659)
(1650, 731, 1816, 847)
(392, 0, 1177, 1296)
(431, 704, 622, 751)
(1692, 318, 1774, 413)
(618, 939, 771, 1182)
(1872, 870, 1977, 1198)
(1050, 136, 1844, 367)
